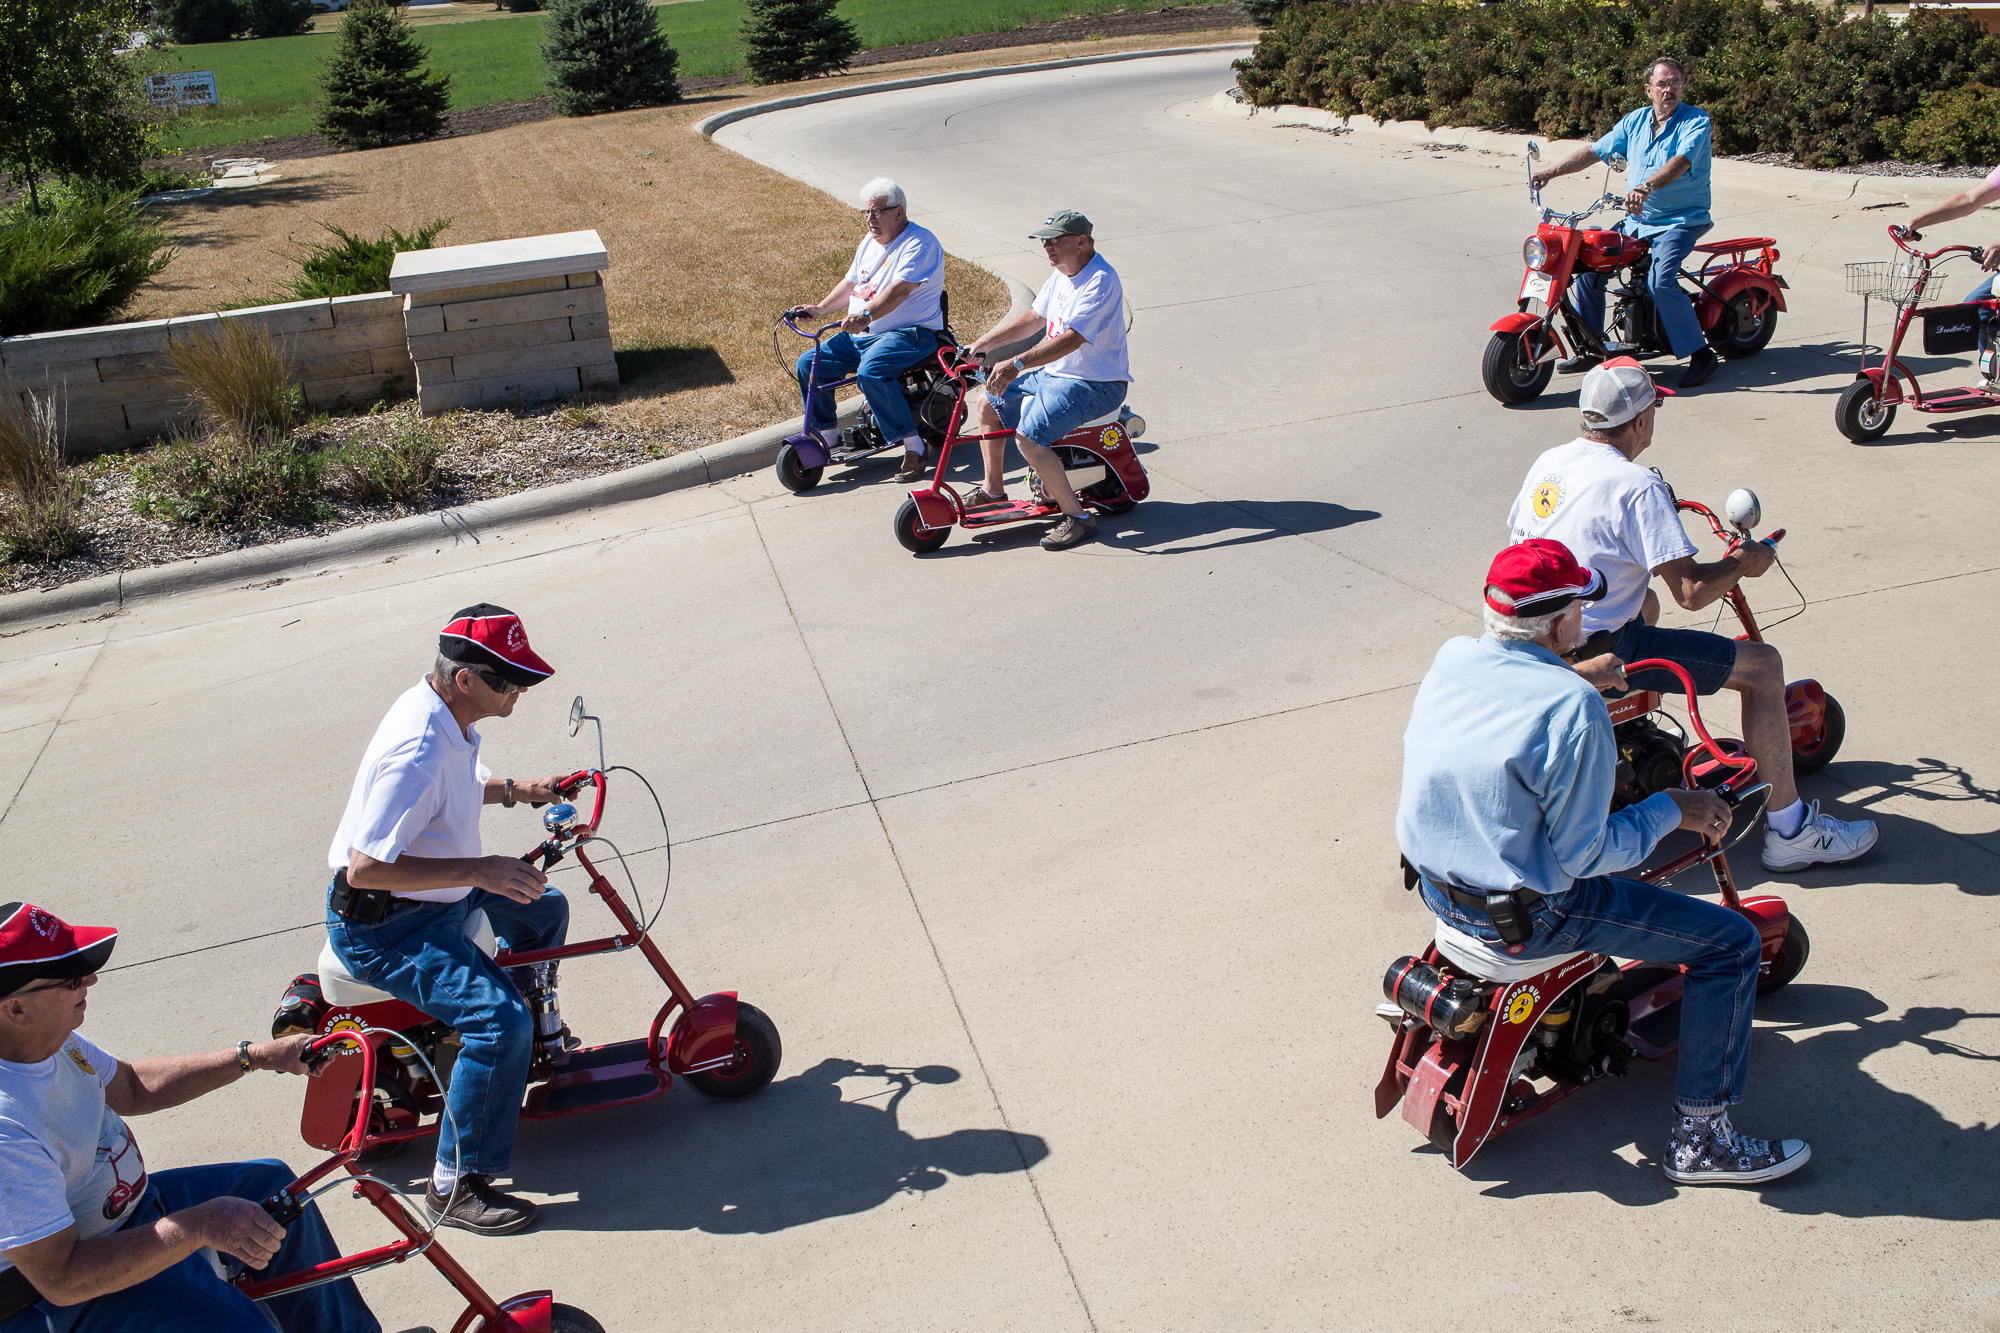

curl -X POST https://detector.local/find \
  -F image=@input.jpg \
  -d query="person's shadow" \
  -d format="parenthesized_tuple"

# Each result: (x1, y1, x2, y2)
(512, 1058, 1048, 1235)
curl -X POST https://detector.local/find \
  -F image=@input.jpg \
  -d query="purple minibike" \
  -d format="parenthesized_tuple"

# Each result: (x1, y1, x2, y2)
(772, 305, 961, 493)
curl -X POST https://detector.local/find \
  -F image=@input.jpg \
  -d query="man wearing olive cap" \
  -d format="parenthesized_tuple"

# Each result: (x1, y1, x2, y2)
(324, 605, 573, 1237)
(966, 209, 1132, 551)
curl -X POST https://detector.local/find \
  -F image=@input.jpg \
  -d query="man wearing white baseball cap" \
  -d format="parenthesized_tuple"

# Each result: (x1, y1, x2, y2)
(1506, 358, 1878, 872)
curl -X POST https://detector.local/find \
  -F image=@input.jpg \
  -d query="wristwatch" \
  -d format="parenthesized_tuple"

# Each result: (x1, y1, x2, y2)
(236, 1040, 253, 1072)
(1011, 355, 1026, 373)
(503, 778, 516, 809)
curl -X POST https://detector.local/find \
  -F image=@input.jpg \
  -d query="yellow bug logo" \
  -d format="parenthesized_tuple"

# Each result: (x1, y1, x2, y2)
(1505, 986, 1541, 1025)
(1532, 481, 1561, 519)
(1100, 425, 1121, 450)
(65, 1044, 96, 1077)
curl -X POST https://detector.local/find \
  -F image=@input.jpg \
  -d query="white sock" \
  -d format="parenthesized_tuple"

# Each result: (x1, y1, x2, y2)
(901, 436, 924, 454)
(1769, 799, 1807, 839)
(432, 1163, 460, 1194)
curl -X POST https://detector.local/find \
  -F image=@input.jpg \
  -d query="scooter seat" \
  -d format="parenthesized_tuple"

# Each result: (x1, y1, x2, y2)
(1075, 408, 1125, 433)
(318, 907, 496, 1008)
(1433, 917, 1586, 983)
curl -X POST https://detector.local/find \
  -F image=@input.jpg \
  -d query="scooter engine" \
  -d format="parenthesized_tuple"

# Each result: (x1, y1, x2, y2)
(1535, 960, 1632, 1084)
(1611, 716, 1685, 810)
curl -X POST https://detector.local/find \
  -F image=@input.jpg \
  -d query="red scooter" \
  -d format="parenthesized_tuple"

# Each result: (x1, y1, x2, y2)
(1836, 224, 2000, 442)
(1483, 143, 1788, 404)
(1376, 662, 1808, 1170)
(1601, 484, 1843, 815)
(893, 349, 1149, 553)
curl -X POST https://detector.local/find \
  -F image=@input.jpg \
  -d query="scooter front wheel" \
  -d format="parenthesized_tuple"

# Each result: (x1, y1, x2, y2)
(1481, 329, 1555, 405)
(894, 497, 951, 553)
(683, 1002, 782, 1100)
(1835, 380, 1895, 442)
(775, 443, 825, 493)
(1791, 693, 1845, 775)
(1757, 915, 1810, 996)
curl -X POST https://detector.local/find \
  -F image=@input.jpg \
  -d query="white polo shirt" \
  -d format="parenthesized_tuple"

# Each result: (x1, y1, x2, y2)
(328, 679, 489, 903)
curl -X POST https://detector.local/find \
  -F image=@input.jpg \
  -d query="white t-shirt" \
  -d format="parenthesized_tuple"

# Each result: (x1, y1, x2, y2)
(1032, 254, 1130, 383)
(0, 1032, 147, 1276)
(327, 679, 490, 902)
(846, 222, 945, 333)
(1506, 438, 1698, 632)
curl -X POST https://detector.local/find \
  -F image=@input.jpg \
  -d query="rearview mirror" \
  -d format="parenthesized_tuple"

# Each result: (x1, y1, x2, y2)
(1609, 153, 1629, 172)
(1527, 141, 1540, 161)
(568, 695, 586, 737)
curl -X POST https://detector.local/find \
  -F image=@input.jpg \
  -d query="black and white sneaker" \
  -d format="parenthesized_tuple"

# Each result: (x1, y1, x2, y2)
(426, 1174, 539, 1235)
(1663, 1110, 1810, 1185)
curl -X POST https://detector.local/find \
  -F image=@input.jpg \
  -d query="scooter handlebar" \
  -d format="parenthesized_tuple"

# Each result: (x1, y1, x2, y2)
(1887, 224, 1981, 263)
(1621, 657, 1758, 791)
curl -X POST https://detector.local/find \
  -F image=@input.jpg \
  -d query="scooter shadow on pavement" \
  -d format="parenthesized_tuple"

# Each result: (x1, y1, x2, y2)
(1729, 761, 2000, 895)
(508, 1057, 1050, 1235)
(933, 498, 1383, 559)
(1456, 984, 2000, 1220)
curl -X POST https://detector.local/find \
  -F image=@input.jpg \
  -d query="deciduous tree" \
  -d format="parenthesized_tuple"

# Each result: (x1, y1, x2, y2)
(0, 0, 156, 212)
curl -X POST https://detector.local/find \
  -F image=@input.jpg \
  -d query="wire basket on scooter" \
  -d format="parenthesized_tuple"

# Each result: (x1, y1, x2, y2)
(1845, 260, 1929, 306)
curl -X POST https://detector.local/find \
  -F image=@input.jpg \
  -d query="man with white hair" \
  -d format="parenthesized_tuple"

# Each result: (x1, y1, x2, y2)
(789, 177, 949, 482)
(1397, 539, 1811, 1186)
(1506, 357, 1878, 872)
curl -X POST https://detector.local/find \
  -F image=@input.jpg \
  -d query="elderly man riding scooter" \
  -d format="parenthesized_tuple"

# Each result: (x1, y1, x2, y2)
(964, 209, 1132, 551)
(1398, 541, 1811, 1185)
(0, 904, 396, 1333)
(1506, 357, 1878, 872)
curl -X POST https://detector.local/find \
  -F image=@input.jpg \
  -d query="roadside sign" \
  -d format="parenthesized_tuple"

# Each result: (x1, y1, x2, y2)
(145, 72, 218, 107)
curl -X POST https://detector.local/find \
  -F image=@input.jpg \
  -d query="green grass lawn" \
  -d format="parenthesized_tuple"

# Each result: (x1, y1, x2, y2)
(155, 0, 1154, 151)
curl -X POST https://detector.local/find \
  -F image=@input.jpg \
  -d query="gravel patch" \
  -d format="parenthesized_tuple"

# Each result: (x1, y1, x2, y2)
(2, 403, 724, 597)
(1724, 150, 1991, 179)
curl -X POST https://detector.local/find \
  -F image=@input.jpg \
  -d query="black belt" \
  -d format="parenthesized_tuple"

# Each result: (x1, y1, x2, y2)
(328, 869, 416, 925)
(1438, 882, 1542, 912)
(1401, 856, 1541, 947)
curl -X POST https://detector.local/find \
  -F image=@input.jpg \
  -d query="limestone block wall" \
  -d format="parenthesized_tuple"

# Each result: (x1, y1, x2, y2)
(390, 230, 619, 415)
(0, 293, 414, 457)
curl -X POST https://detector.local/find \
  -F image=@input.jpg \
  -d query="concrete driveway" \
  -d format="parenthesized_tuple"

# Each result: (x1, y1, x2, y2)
(5, 49, 1996, 1332)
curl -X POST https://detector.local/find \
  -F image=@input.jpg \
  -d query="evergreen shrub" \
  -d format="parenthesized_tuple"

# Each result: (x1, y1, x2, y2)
(0, 189, 175, 336)
(159, 0, 239, 44)
(1888, 84, 2000, 165)
(741, 0, 858, 85)
(312, 0, 452, 150)
(540, 0, 680, 114)
(241, 0, 313, 38)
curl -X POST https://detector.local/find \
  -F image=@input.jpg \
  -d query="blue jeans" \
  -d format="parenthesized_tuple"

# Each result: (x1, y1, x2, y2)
(795, 328, 942, 442)
(985, 370, 1126, 448)
(325, 886, 568, 1178)
(1421, 874, 1762, 1112)
(0, 1161, 378, 1333)
(1572, 219, 1713, 359)
(1610, 616, 1738, 697)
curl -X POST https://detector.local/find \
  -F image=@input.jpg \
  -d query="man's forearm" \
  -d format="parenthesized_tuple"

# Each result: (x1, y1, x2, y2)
(865, 280, 917, 321)
(1015, 330, 1085, 369)
(347, 850, 487, 894)
(1549, 146, 1601, 179)
(1640, 154, 1691, 191)
(974, 310, 1044, 352)
(9, 1215, 207, 1307)
(1672, 553, 1752, 611)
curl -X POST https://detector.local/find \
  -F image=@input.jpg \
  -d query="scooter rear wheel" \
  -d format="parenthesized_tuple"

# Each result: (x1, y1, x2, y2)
(1835, 379, 1895, 442)
(894, 496, 951, 553)
(1791, 693, 1845, 776)
(1757, 915, 1810, 995)
(1482, 329, 1555, 405)
(683, 1001, 782, 1101)
(775, 443, 825, 493)
(1706, 292, 1778, 358)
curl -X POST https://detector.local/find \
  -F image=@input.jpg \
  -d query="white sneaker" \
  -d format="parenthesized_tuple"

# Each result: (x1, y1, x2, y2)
(1761, 800, 1879, 870)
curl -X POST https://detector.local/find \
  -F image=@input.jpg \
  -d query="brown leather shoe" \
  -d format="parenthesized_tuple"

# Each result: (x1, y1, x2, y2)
(895, 450, 929, 481)
(1040, 513, 1097, 550)
(426, 1174, 538, 1236)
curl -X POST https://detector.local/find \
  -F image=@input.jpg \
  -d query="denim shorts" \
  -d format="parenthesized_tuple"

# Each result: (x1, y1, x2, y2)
(987, 369, 1126, 448)
(1611, 616, 1738, 697)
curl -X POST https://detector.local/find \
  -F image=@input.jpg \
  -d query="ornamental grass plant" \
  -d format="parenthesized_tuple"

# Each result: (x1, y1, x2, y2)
(329, 415, 448, 504)
(165, 317, 301, 442)
(0, 388, 88, 561)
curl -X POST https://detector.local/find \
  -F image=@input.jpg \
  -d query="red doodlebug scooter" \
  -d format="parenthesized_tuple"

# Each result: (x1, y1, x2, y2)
(1483, 142, 1787, 405)
(1375, 662, 1809, 1170)
(263, 697, 779, 1326)
(1835, 224, 2000, 442)
(893, 348, 1149, 553)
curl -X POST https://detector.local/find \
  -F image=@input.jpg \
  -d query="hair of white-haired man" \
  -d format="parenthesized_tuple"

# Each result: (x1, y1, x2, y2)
(858, 177, 906, 210)
(1481, 586, 1567, 643)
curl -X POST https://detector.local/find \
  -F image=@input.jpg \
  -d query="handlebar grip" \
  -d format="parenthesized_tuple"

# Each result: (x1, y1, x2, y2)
(260, 1190, 305, 1225)
(1763, 528, 1785, 546)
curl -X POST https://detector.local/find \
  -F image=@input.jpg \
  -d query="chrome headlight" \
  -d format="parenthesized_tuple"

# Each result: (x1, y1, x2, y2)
(1524, 237, 1548, 271)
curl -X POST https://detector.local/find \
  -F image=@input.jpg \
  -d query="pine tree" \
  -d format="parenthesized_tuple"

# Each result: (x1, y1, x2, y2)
(539, 0, 680, 117)
(312, 0, 451, 150)
(740, 0, 857, 86)
(158, 0, 239, 45)
(241, 0, 313, 39)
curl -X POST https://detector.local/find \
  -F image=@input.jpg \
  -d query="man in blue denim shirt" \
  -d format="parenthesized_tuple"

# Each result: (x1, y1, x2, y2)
(1396, 539, 1811, 1185)
(1531, 57, 1722, 388)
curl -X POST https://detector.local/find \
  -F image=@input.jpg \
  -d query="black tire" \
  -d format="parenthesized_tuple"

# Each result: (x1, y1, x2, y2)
(1706, 292, 1778, 358)
(549, 1304, 607, 1333)
(774, 443, 824, 493)
(683, 1001, 782, 1101)
(1791, 693, 1845, 776)
(893, 496, 950, 554)
(1482, 328, 1556, 405)
(1836, 379, 1895, 443)
(1758, 915, 1810, 996)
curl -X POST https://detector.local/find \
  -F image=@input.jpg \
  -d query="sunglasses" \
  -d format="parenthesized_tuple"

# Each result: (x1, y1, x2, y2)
(15, 975, 88, 997)
(474, 669, 521, 696)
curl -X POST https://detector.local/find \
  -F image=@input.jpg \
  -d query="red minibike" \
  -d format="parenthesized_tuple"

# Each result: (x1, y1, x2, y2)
(1483, 143, 1787, 405)
(893, 348, 1149, 553)
(1375, 662, 1809, 1170)
(1835, 225, 2000, 443)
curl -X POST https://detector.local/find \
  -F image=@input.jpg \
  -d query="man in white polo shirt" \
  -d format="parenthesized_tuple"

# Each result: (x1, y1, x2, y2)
(325, 605, 571, 1238)
(1506, 359, 1878, 872)
(966, 208, 1132, 551)
(789, 176, 950, 482)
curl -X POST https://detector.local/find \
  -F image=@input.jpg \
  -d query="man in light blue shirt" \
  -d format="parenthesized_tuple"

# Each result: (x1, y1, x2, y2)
(1396, 538, 1811, 1186)
(1531, 57, 1721, 388)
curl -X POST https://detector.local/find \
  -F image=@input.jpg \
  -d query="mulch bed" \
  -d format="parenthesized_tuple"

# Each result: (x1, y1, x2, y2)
(147, 5, 1247, 174)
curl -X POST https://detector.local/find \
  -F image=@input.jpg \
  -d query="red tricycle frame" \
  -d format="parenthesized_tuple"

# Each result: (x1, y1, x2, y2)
(1837, 225, 2000, 442)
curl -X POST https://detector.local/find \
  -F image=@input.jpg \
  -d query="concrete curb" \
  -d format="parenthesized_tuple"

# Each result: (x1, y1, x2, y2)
(693, 43, 1256, 140)
(1208, 90, 1966, 208)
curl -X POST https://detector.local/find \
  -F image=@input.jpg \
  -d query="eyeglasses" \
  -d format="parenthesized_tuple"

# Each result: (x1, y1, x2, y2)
(474, 669, 520, 696)
(862, 206, 902, 217)
(15, 975, 87, 997)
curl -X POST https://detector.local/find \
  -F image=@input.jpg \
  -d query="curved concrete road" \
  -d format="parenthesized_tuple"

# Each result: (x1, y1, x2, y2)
(0, 52, 1993, 1332)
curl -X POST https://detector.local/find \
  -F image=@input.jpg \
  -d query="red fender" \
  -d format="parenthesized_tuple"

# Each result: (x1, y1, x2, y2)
(452, 1291, 552, 1333)
(1736, 895, 1793, 969)
(1490, 311, 1545, 335)
(666, 991, 740, 1075)
(1055, 419, 1149, 504)
(1696, 272, 1787, 331)
(908, 484, 959, 531)
(1784, 679, 1827, 750)
(1857, 363, 1912, 404)
(1450, 952, 1603, 1169)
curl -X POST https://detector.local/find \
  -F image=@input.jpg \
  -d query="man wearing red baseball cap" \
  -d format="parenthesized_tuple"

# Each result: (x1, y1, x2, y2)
(1395, 540, 1812, 1186)
(324, 605, 573, 1237)
(0, 904, 388, 1332)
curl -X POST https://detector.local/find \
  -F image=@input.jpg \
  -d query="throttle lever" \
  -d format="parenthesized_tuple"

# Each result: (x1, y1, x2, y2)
(260, 1190, 306, 1226)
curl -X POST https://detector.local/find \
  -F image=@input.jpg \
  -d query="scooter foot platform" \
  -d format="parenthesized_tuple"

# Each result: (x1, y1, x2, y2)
(522, 1038, 666, 1119)
(962, 499, 1059, 528)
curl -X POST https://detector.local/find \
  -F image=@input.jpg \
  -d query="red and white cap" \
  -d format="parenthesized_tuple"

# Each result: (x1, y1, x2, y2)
(0, 903, 116, 999)
(1485, 538, 1607, 618)
(438, 604, 554, 688)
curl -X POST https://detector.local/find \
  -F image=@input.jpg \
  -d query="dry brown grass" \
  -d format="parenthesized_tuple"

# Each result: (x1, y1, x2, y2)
(131, 31, 1251, 440)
